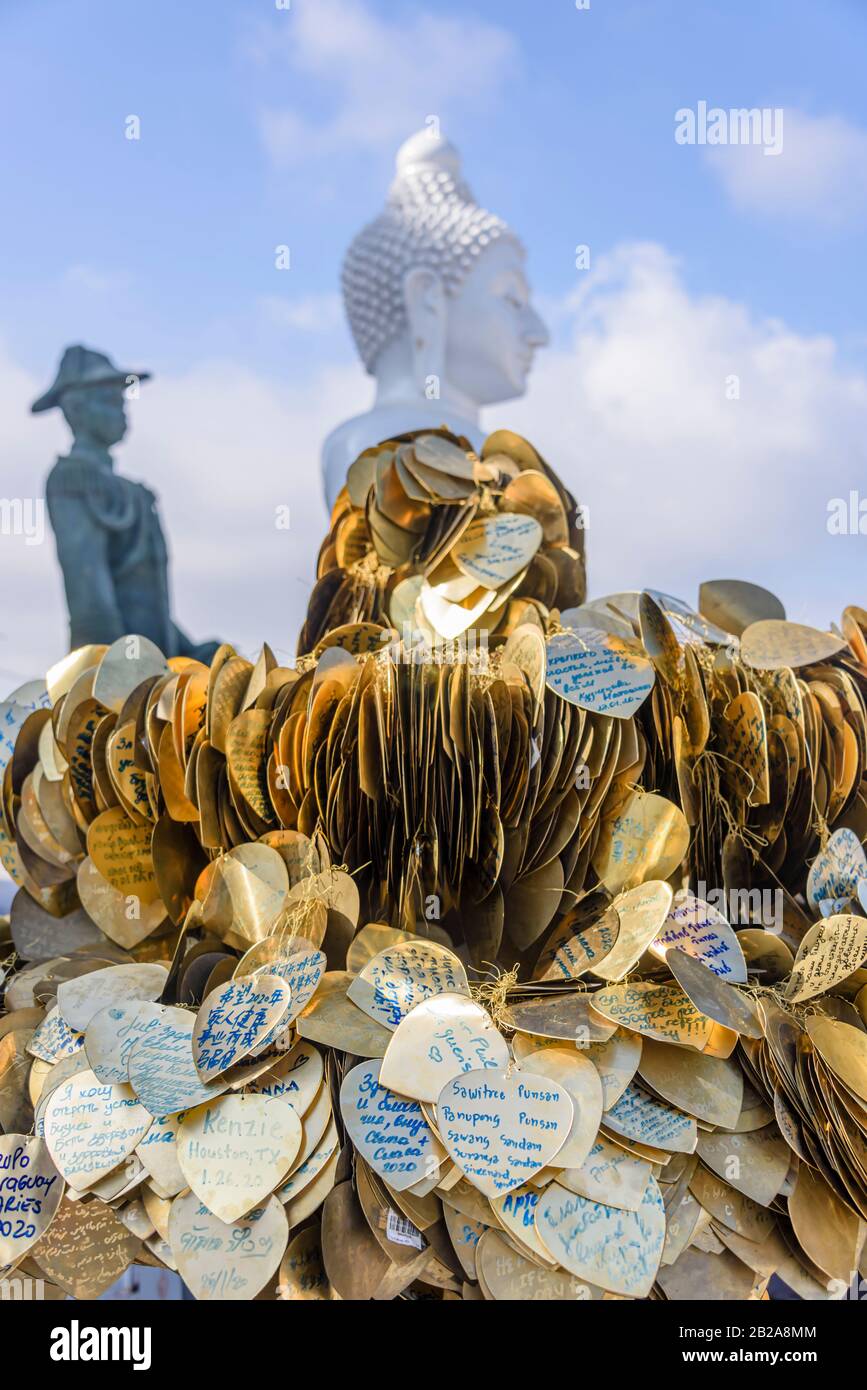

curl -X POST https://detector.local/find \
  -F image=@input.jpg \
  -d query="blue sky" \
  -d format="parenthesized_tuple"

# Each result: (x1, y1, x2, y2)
(2, 0, 867, 679)
(4, 0, 867, 372)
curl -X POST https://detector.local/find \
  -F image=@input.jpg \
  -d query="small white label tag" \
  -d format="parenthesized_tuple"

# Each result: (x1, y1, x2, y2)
(386, 1208, 424, 1249)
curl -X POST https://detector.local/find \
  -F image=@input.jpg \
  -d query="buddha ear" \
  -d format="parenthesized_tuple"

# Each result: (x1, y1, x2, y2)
(403, 266, 446, 392)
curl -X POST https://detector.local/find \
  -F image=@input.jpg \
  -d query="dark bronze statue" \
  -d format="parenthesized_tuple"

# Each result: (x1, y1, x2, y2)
(32, 346, 217, 661)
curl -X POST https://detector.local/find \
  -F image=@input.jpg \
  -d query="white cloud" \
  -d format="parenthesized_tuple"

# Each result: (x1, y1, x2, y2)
(494, 242, 867, 627)
(118, 358, 370, 666)
(254, 0, 519, 167)
(258, 292, 344, 334)
(0, 341, 68, 682)
(704, 108, 867, 229)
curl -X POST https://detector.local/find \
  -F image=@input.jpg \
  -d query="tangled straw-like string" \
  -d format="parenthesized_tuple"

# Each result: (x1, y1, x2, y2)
(469, 963, 520, 1030)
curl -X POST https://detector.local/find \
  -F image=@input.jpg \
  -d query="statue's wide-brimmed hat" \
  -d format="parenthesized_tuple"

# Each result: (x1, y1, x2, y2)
(31, 345, 151, 413)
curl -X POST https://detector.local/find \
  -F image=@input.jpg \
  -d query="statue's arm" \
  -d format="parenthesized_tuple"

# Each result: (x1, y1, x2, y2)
(46, 494, 127, 645)
(169, 621, 196, 656)
(170, 622, 220, 663)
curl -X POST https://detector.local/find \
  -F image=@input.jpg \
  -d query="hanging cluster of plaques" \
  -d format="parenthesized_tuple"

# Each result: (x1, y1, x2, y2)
(302, 428, 587, 654)
(2, 430, 867, 1301)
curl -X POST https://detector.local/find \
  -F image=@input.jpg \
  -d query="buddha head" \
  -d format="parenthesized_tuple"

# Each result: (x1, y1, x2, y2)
(342, 130, 548, 409)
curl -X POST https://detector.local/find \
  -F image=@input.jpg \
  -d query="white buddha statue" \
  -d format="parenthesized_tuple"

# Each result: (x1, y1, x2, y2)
(322, 129, 549, 509)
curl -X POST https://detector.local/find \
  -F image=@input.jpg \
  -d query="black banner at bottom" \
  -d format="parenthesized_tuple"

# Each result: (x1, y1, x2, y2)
(2, 1292, 855, 1374)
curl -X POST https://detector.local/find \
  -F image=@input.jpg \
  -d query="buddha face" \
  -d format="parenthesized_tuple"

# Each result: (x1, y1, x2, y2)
(60, 382, 128, 448)
(444, 237, 548, 406)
